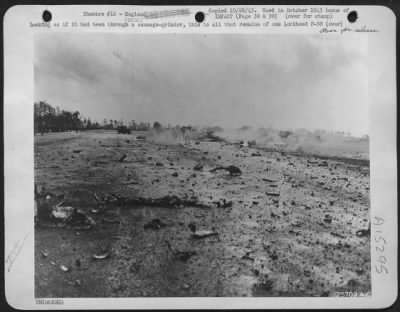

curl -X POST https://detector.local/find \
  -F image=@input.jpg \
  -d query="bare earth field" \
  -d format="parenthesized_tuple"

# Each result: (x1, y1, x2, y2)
(35, 130, 371, 297)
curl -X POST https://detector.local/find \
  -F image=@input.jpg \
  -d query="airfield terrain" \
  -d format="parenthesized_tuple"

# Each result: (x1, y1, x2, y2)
(35, 130, 371, 297)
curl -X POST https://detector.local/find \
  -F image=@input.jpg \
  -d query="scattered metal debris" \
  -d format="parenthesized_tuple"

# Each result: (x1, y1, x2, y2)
(144, 218, 167, 230)
(191, 230, 218, 239)
(92, 252, 110, 260)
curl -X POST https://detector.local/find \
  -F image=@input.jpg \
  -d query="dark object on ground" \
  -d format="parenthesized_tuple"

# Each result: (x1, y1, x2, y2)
(188, 222, 196, 233)
(117, 126, 131, 134)
(210, 165, 241, 176)
(266, 191, 280, 197)
(330, 232, 346, 239)
(35, 184, 57, 222)
(136, 135, 146, 141)
(323, 215, 333, 224)
(262, 177, 277, 183)
(165, 240, 196, 262)
(50, 202, 96, 230)
(172, 172, 179, 177)
(242, 253, 255, 261)
(248, 140, 257, 147)
(155, 162, 164, 167)
(41, 250, 49, 258)
(215, 198, 233, 208)
(356, 222, 371, 237)
(72, 150, 82, 153)
(251, 152, 262, 157)
(144, 218, 167, 230)
(193, 163, 203, 171)
(117, 194, 212, 209)
(119, 154, 127, 162)
(199, 131, 225, 142)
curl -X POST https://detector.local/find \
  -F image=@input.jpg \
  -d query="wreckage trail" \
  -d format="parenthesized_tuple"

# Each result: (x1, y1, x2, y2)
(35, 131, 370, 297)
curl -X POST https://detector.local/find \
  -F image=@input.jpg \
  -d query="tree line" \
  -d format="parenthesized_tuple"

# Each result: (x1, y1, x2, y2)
(34, 101, 167, 135)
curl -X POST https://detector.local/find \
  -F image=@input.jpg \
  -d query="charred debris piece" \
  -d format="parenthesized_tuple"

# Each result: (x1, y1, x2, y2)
(356, 222, 371, 237)
(165, 240, 196, 262)
(51, 202, 96, 229)
(193, 162, 204, 171)
(144, 218, 167, 230)
(210, 165, 242, 176)
(214, 198, 233, 208)
(188, 222, 219, 239)
(97, 193, 213, 209)
(35, 184, 96, 229)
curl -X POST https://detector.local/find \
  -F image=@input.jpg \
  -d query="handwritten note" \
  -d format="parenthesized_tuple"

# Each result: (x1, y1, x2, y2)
(5, 233, 29, 272)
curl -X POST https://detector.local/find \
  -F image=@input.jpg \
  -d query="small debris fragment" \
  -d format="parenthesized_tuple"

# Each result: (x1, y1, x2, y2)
(60, 265, 70, 272)
(210, 165, 241, 176)
(323, 215, 333, 224)
(136, 135, 146, 141)
(262, 177, 277, 183)
(193, 163, 203, 171)
(191, 230, 218, 239)
(92, 252, 110, 260)
(41, 250, 48, 258)
(356, 224, 371, 237)
(144, 218, 167, 230)
(356, 268, 364, 275)
(330, 232, 346, 239)
(165, 240, 196, 262)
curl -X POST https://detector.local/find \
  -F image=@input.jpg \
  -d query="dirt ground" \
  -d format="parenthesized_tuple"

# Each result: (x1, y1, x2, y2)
(34, 130, 371, 297)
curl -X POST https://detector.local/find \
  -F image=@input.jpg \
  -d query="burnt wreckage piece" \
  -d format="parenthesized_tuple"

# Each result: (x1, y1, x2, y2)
(210, 165, 242, 176)
(109, 194, 212, 209)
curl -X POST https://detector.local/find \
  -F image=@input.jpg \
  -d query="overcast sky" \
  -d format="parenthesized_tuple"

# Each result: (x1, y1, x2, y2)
(35, 33, 368, 136)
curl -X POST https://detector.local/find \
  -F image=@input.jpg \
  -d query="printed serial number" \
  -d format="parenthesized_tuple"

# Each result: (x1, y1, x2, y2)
(335, 292, 371, 297)
(36, 299, 64, 305)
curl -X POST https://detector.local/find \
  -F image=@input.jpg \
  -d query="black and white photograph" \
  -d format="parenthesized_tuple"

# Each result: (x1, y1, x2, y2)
(32, 32, 373, 298)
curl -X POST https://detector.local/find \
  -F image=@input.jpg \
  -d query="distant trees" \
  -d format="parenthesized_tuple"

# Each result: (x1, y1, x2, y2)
(137, 122, 150, 131)
(129, 120, 137, 130)
(34, 101, 171, 135)
(153, 121, 163, 132)
(34, 101, 100, 135)
(34, 101, 83, 134)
